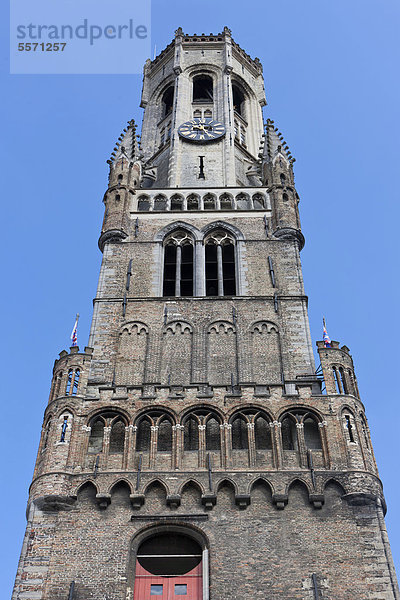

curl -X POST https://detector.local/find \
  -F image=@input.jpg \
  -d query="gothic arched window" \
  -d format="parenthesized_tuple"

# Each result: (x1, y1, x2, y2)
(136, 418, 151, 452)
(206, 417, 221, 450)
(254, 415, 272, 450)
(161, 85, 174, 118)
(231, 416, 248, 450)
(205, 230, 236, 297)
(193, 74, 213, 102)
(232, 83, 245, 116)
(184, 416, 199, 451)
(163, 231, 194, 297)
(303, 417, 322, 450)
(158, 419, 173, 452)
(109, 419, 126, 453)
(88, 418, 105, 453)
(281, 416, 296, 450)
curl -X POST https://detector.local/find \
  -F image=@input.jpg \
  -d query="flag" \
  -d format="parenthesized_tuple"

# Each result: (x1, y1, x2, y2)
(322, 317, 331, 348)
(70, 313, 79, 347)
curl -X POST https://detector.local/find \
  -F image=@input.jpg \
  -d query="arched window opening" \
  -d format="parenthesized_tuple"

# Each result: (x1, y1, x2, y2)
(171, 195, 183, 211)
(205, 231, 236, 297)
(158, 419, 173, 452)
(72, 369, 80, 396)
(303, 417, 322, 450)
(220, 193, 233, 210)
(231, 416, 248, 450)
(154, 195, 167, 211)
(60, 415, 69, 442)
(193, 109, 202, 118)
(232, 84, 245, 117)
(163, 232, 194, 297)
(134, 533, 203, 600)
(66, 369, 73, 395)
(255, 416, 272, 450)
(88, 418, 104, 453)
(187, 194, 199, 211)
(339, 368, 348, 394)
(136, 419, 151, 452)
(118, 174, 123, 183)
(193, 74, 213, 102)
(360, 415, 369, 449)
(54, 373, 62, 398)
(138, 196, 150, 211)
(282, 193, 289, 202)
(43, 419, 51, 449)
(161, 85, 174, 118)
(281, 417, 295, 450)
(109, 419, 125, 453)
(184, 417, 199, 451)
(163, 243, 177, 297)
(332, 367, 340, 393)
(206, 417, 220, 450)
(204, 109, 212, 118)
(203, 193, 216, 210)
(344, 414, 355, 443)
(280, 173, 286, 185)
(236, 193, 250, 210)
(252, 193, 265, 209)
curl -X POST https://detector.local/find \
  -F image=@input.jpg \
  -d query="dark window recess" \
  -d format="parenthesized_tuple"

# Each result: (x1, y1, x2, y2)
(198, 156, 205, 180)
(154, 196, 167, 211)
(280, 173, 286, 185)
(158, 420, 172, 452)
(163, 244, 177, 297)
(88, 419, 104, 453)
(171, 196, 183, 210)
(222, 243, 236, 295)
(303, 418, 322, 450)
(184, 417, 199, 451)
(206, 418, 220, 450)
(66, 369, 73, 395)
(232, 84, 245, 116)
(193, 74, 213, 102)
(255, 416, 272, 450)
(232, 417, 248, 450)
(345, 415, 355, 442)
(138, 533, 202, 576)
(332, 367, 340, 393)
(281, 417, 295, 450)
(187, 195, 199, 210)
(180, 244, 194, 296)
(339, 367, 348, 394)
(72, 369, 80, 396)
(136, 419, 151, 451)
(205, 243, 218, 296)
(138, 199, 150, 211)
(60, 416, 68, 442)
(162, 86, 174, 117)
(109, 420, 125, 453)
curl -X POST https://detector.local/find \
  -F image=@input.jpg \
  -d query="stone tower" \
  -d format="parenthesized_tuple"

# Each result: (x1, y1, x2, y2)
(13, 27, 399, 600)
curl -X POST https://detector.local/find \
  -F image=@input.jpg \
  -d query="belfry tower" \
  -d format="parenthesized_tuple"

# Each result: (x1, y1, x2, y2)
(13, 27, 399, 600)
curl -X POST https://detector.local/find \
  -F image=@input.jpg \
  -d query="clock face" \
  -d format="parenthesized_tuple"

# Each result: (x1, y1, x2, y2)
(178, 118, 226, 143)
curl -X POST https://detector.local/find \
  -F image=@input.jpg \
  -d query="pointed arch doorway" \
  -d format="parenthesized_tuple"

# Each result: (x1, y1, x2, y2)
(134, 532, 203, 600)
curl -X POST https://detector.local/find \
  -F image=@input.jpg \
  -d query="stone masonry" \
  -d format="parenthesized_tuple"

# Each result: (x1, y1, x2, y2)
(12, 27, 399, 600)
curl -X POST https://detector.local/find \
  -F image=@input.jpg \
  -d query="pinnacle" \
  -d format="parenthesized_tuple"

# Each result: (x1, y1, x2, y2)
(263, 119, 296, 165)
(107, 118, 138, 165)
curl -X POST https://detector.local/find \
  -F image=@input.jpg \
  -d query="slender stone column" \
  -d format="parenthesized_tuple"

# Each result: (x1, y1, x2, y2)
(217, 244, 224, 296)
(175, 244, 182, 296)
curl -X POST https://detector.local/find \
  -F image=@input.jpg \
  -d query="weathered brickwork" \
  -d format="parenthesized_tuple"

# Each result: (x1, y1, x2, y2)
(13, 27, 399, 600)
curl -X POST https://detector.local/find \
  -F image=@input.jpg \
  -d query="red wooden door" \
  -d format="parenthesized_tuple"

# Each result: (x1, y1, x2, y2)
(134, 560, 202, 600)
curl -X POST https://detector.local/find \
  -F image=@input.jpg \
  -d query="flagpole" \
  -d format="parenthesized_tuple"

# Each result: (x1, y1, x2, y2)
(70, 313, 79, 347)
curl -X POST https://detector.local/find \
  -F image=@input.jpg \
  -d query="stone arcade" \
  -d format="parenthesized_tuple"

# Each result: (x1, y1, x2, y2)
(13, 27, 399, 600)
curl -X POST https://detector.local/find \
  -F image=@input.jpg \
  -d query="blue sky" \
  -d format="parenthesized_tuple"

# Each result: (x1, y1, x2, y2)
(1, 0, 400, 596)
